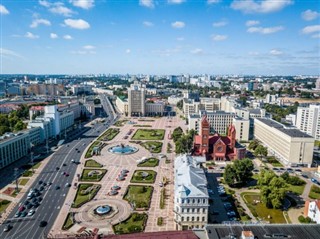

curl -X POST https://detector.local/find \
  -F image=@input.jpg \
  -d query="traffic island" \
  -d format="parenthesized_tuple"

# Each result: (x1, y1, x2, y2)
(80, 169, 107, 182)
(62, 212, 75, 230)
(140, 141, 162, 153)
(137, 158, 159, 167)
(97, 128, 120, 141)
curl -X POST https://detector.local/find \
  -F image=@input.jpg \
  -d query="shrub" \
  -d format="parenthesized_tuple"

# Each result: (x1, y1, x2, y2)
(298, 215, 305, 223)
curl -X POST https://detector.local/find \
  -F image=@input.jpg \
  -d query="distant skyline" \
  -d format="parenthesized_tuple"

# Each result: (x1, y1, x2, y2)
(0, 0, 319, 75)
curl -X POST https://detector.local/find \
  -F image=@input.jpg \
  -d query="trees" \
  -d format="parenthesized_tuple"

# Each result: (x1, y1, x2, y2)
(258, 170, 287, 209)
(174, 129, 196, 154)
(176, 100, 183, 111)
(254, 145, 268, 159)
(172, 127, 183, 143)
(223, 159, 254, 187)
(248, 140, 260, 151)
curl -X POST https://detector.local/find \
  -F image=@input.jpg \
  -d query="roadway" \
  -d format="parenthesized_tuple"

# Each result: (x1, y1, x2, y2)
(0, 97, 116, 239)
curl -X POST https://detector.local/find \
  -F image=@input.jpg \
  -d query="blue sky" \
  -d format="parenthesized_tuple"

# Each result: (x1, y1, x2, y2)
(0, 0, 319, 75)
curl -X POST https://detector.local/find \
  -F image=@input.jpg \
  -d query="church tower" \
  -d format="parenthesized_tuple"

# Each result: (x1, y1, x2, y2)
(200, 115, 210, 154)
(228, 125, 236, 150)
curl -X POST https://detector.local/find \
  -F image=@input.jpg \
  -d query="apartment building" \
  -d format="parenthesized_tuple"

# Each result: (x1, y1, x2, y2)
(254, 118, 314, 167)
(304, 200, 320, 224)
(174, 154, 209, 230)
(295, 105, 320, 140)
(182, 97, 220, 117)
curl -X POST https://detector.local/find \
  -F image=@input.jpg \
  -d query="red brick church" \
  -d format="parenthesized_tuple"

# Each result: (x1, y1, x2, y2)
(193, 115, 246, 161)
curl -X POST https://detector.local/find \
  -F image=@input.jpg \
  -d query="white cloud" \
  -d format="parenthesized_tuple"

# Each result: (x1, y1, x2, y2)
(83, 45, 95, 50)
(207, 0, 220, 4)
(25, 32, 39, 39)
(0, 4, 9, 15)
(30, 19, 51, 28)
(190, 48, 203, 55)
(231, 0, 293, 14)
(70, 0, 94, 9)
(301, 10, 320, 21)
(246, 20, 260, 27)
(50, 33, 58, 39)
(212, 20, 228, 27)
(139, 0, 154, 8)
(64, 19, 90, 29)
(63, 35, 73, 40)
(270, 49, 283, 56)
(168, 0, 185, 4)
(0, 48, 23, 59)
(247, 26, 284, 34)
(126, 49, 131, 54)
(176, 37, 185, 41)
(143, 21, 154, 27)
(302, 25, 320, 34)
(211, 34, 228, 41)
(49, 3, 74, 17)
(39, 0, 51, 7)
(171, 21, 185, 28)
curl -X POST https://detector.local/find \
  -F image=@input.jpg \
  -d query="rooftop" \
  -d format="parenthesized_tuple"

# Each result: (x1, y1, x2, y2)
(255, 118, 313, 138)
(206, 224, 320, 239)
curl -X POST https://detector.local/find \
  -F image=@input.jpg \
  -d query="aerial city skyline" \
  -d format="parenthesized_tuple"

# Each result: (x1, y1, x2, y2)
(0, 0, 319, 75)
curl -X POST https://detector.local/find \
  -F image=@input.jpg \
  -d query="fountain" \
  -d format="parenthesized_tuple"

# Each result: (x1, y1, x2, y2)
(108, 144, 138, 155)
(94, 205, 112, 216)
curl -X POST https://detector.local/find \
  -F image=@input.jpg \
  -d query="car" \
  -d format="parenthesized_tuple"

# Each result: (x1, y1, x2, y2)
(56, 167, 60, 171)
(61, 172, 65, 175)
(65, 183, 71, 187)
(3, 224, 12, 232)
(37, 197, 43, 202)
(65, 173, 69, 177)
(14, 212, 21, 218)
(42, 182, 47, 186)
(302, 174, 308, 179)
(55, 186, 60, 190)
(33, 202, 40, 208)
(38, 180, 43, 185)
(20, 211, 27, 217)
(24, 201, 30, 206)
(295, 169, 302, 172)
(27, 209, 35, 216)
(39, 186, 44, 191)
(220, 166, 225, 170)
(39, 221, 47, 227)
(63, 163, 67, 166)
(159, 182, 164, 187)
(253, 169, 259, 173)
(18, 206, 25, 212)
(71, 159, 75, 163)
(75, 148, 78, 151)
(208, 166, 214, 169)
(311, 178, 318, 183)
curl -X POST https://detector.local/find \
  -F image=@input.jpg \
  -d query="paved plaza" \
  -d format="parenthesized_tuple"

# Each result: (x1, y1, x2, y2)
(50, 113, 187, 236)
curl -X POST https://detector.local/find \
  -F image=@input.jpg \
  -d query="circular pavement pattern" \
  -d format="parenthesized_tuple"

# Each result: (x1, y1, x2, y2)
(74, 198, 132, 229)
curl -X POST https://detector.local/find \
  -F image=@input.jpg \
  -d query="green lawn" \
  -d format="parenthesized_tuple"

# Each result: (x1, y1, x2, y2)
(286, 184, 306, 195)
(160, 188, 165, 209)
(22, 170, 34, 177)
(80, 169, 107, 182)
(72, 184, 101, 208)
(84, 159, 103, 168)
(113, 213, 148, 234)
(132, 129, 165, 140)
(138, 158, 159, 167)
(266, 157, 283, 167)
(241, 192, 286, 223)
(309, 185, 320, 199)
(0, 200, 11, 213)
(140, 141, 163, 153)
(85, 141, 101, 158)
(130, 170, 157, 184)
(31, 162, 41, 169)
(11, 188, 21, 198)
(114, 120, 128, 127)
(18, 178, 29, 186)
(62, 212, 74, 230)
(124, 185, 153, 209)
(97, 128, 120, 141)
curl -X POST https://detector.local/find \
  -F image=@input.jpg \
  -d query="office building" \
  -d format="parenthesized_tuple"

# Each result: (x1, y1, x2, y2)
(254, 118, 314, 167)
(0, 131, 30, 169)
(295, 105, 320, 140)
(128, 81, 146, 116)
(232, 117, 250, 141)
(145, 101, 165, 116)
(183, 97, 220, 117)
(174, 154, 209, 230)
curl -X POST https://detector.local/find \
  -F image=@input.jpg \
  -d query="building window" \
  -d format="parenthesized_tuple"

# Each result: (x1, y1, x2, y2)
(192, 216, 194, 221)
(202, 216, 205, 221)
(187, 217, 189, 221)
(197, 216, 199, 221)
(182, 217, 184, 221)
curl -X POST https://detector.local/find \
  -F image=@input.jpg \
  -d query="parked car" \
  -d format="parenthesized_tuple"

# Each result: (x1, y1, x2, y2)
(3, 224, 12, 232)
(27, 209, 35, 216)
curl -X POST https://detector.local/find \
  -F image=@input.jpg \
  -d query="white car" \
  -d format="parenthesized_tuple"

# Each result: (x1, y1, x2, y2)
(27, 209, 35, 216)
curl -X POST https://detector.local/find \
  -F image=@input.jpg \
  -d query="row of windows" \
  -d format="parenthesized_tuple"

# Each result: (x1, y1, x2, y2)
(181, 216, 205, 222)
(180, 208, 206, 213)
(179, 198, 207, 204)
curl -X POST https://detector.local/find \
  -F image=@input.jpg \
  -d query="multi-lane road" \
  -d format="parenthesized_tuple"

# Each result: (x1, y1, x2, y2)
(0, 96, 116, 239)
